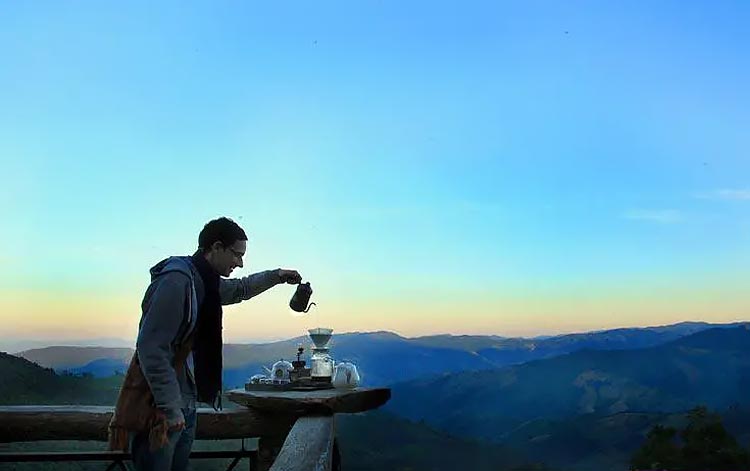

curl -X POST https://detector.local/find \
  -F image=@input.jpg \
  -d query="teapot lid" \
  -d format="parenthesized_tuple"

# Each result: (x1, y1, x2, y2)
(272, 359, 293, 369)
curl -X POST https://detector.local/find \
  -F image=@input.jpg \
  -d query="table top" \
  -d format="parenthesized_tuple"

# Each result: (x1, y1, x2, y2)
(226, 387, 391, 414)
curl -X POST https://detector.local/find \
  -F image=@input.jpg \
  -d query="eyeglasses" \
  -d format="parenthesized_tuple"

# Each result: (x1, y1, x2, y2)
(226, 247, 245, 261)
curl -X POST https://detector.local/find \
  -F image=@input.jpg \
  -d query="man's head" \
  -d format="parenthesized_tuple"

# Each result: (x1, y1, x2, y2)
(198, 217, 247, 276)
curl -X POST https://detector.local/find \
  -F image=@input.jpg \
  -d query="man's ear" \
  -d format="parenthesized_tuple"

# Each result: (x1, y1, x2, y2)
(210, 241, 223, 252)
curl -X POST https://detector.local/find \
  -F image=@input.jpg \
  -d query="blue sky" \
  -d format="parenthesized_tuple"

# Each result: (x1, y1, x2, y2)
(0, 1, 748, 344)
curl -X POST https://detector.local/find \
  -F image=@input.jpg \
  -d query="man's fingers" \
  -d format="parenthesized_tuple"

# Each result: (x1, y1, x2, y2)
(169, 421, 185, 432)
(281, 270, 302, 284)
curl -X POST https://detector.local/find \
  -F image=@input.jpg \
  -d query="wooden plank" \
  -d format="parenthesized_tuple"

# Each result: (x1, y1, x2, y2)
(197, 407, 295, 441)
(270, 416, 335, 471)
(0, 406, 295, 443)
(227, 387, 391, 414)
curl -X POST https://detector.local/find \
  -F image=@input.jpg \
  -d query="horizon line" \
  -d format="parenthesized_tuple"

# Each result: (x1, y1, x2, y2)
(4, 319, 747, 352)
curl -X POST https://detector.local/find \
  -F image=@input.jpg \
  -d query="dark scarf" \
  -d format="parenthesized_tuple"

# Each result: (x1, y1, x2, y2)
(191, 251, 223, 409)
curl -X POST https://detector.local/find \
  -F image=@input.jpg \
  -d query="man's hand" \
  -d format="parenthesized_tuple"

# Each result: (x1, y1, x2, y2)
(164, 408, 185, 433)
(278, 269, 302, 284)
(168, 420, 186, 432)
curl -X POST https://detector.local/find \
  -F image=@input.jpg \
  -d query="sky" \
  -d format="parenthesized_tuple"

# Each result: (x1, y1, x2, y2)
(1, 1, 748, 347)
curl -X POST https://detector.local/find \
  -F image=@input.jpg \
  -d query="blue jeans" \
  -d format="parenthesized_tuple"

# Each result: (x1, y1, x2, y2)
(130, 407, 197, 471)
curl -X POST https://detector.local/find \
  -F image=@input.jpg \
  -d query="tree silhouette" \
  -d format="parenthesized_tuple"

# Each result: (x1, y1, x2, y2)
(631, 406, 750, 471)
(631, 424, 680, 470)
(680, 406, 749, 470)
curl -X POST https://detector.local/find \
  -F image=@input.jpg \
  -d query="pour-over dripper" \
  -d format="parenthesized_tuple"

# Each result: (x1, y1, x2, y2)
(308, 327, 333, 349)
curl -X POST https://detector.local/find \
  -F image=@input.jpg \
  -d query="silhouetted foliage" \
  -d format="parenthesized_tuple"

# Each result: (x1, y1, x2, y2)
(631, 425, 681, 470)
(631, 406, 750, 470)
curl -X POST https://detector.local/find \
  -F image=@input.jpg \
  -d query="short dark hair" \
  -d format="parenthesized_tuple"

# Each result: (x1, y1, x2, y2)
(198, 217, 247, 251)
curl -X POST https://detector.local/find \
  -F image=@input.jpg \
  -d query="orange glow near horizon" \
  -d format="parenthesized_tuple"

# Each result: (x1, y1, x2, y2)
(2, 275, 748, 344)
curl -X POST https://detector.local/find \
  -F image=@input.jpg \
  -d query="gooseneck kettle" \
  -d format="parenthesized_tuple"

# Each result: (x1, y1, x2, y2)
(289, 282, 316, 313)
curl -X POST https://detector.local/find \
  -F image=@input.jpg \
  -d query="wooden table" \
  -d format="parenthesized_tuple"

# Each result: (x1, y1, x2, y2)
(226, 387, 390, 414)
(226, 387, 391, 471)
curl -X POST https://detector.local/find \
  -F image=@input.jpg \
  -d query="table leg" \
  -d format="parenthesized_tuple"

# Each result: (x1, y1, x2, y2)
(257, 435, 286, 471)
(332, 437, 341, 471)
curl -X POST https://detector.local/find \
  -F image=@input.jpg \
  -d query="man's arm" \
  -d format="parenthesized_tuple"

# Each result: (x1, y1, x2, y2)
(219, 269, 301, 305)
(136, 271, 189, 428)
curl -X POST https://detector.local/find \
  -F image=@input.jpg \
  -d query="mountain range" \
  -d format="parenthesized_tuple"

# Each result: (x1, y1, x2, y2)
(14, 321, 745, 387)
(384, 326, 750, 470)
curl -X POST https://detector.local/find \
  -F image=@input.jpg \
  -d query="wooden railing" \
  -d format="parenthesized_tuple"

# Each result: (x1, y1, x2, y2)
(0, 387, 390, 471)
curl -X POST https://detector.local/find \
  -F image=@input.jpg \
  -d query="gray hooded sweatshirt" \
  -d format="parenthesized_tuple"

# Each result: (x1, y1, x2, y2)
(137, 256, 281, 426)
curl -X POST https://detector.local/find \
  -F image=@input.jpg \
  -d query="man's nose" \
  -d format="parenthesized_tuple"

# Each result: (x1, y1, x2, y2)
(237, 259, 243, 268)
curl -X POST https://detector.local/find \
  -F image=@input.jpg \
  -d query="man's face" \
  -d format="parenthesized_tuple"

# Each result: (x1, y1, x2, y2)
(212, 239, 246, 277)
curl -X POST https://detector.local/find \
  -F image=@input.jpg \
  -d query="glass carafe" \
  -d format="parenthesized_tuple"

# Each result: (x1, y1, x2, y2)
(310, 347, 334, 381)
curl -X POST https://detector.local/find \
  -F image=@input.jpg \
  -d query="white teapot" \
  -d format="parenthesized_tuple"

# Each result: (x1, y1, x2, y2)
(271, 360, 294, 384)
(332, 362, 360, 389)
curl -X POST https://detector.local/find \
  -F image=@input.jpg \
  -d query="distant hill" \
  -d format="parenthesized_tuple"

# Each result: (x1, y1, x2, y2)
(385, 327, 750, 442)
(1, 337, 133, 354)
(0, 352, 121, 405)
(69, 358, 130, 378)
(410, 321, 747, 366)
(16, 346, 133, 371)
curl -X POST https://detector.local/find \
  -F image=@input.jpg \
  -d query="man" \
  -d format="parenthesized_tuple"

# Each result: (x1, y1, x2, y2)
(108, 217, 302, 470)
